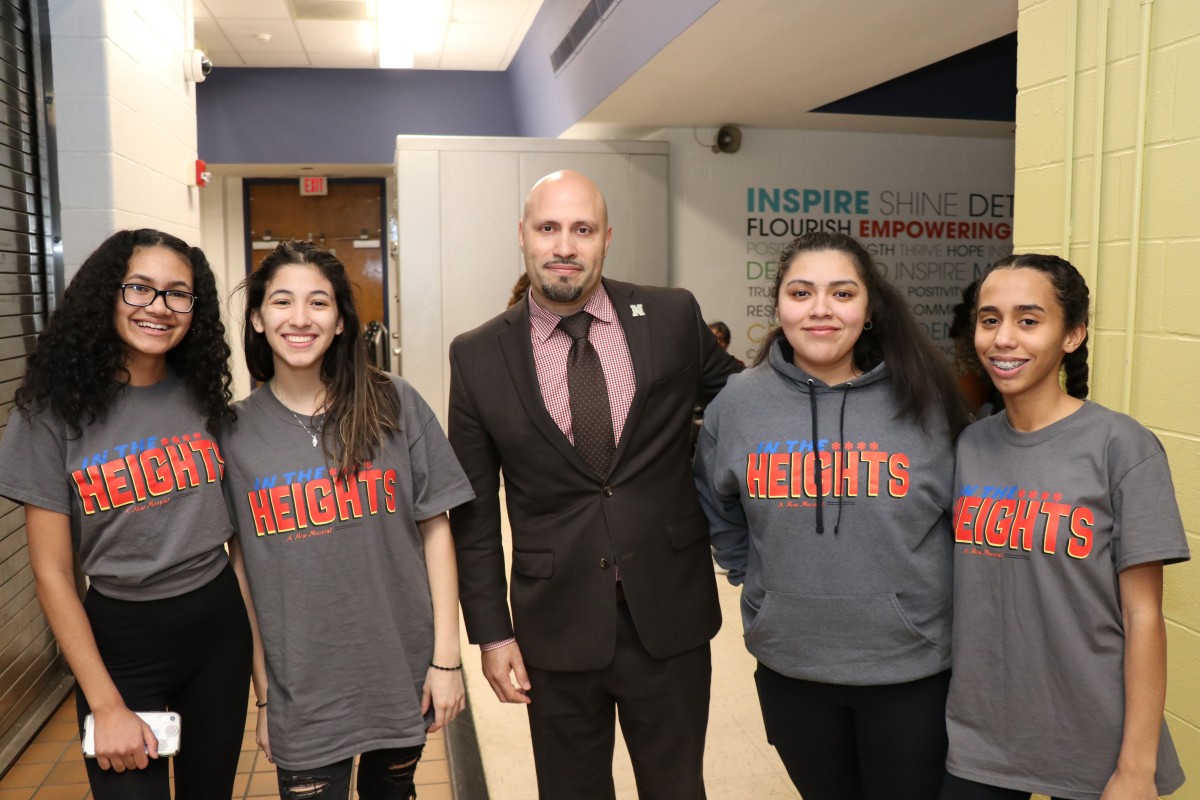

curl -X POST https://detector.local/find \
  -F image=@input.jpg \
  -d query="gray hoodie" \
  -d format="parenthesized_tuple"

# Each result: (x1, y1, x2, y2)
(693, 340, 955, 685)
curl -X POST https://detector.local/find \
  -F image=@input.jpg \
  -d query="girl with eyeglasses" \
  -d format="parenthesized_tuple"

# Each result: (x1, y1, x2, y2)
(0, 229, 251, 799)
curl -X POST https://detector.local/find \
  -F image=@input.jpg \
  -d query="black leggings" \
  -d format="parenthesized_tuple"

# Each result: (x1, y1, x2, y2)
(76, 563, 252, 800)
(939, 773, 1068, 800)
(755, 663, 950, 800)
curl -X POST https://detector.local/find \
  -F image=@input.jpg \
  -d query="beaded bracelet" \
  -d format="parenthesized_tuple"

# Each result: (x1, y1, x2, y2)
(430, 662, 463, 671)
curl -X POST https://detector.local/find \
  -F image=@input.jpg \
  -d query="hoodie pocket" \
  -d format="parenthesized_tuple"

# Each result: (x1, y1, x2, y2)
(745, 591, 939, 670)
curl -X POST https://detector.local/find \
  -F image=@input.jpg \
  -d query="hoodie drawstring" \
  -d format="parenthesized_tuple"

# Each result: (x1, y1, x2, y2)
(833, 385, 850, 535)
(807, 379, 853, 536)
(807, 380, 824, 534)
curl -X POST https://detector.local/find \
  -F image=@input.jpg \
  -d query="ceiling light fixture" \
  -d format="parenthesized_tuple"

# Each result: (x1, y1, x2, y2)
(377, 1, 414, 68)
(376, 0, 451, 68)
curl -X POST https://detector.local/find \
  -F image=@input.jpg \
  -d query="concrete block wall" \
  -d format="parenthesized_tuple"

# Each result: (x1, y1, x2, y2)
(48, 0, 202, 279)
(1014, 0, 1200, 795)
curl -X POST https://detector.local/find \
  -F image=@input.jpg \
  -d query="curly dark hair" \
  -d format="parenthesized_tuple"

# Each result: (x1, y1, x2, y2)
(15, 229, 234, 435)
(241, 240, 400, 477)
(979, 253, 1091, 399)
(755, 231, 969, 436)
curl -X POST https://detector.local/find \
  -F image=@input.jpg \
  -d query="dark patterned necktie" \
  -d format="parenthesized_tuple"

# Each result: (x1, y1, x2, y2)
(559, 311, 615, 477)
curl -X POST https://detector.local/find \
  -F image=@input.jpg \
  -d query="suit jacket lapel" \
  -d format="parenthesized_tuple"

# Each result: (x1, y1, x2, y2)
(497, 298, 594, 472)
(606, 280, 652, 469)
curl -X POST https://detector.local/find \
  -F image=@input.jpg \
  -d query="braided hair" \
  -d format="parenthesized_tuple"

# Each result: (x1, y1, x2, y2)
(979, 254, 1090, 399)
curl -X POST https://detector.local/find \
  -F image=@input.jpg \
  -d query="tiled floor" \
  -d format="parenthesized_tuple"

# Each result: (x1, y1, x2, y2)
(462, 570, 803, 800)
(459, 488, 803, 800)
(0, 692, 451, 800)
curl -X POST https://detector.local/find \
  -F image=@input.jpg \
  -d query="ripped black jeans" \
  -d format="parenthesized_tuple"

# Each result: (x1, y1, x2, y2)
(276, 745, 425, 800)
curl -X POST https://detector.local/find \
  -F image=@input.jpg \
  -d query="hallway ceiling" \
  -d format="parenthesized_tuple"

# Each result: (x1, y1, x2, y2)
(193, 0, 544, 70)
(193, 0, 1017, 130)
(575, 0, 1017, 131)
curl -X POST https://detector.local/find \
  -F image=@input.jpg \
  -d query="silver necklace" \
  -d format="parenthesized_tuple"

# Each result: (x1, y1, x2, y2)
(271, 383, 323, 447)
(288, 408, 321, 447)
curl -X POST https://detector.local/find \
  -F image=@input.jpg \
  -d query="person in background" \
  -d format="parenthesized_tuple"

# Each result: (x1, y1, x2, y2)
(948, 280, 1001, 418)
(508, 271, 531, 308)
(693, 321, 743, 457)
(0, 229, 250, 799)
(448, 169, 740, 799)
(695, 231, 968, 800)
(222, 240, 475, 799)
(941, 254, 1189, 800)
(708, 320, 745, 367)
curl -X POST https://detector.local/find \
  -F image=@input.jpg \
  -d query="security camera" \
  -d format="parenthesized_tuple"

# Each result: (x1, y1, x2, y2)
(186, 49, 212, 82)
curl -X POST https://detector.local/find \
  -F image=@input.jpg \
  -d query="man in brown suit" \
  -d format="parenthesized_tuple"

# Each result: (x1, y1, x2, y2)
(448, 170, 739, 799)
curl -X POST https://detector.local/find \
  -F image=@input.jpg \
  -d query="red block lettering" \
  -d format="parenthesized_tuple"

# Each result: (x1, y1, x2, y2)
(166, 444, 200, 489)
(887, 453, 909, 497)
(333, 477, 363, 520)
(306, 479, 337, 525)
(72, 465, 111, 514)
(1067, 507, 1094, 559)
(269, 484, 296, 533)
(141, 449, 173, 496)
(1040, 502, 1071, 554)
(746, 454, 769, 498)
(100, 458, 135, 508)
(248, 489, 276, 536)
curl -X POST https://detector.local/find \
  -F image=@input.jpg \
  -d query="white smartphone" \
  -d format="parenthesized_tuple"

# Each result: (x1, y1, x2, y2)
(82, 711, 181, 758)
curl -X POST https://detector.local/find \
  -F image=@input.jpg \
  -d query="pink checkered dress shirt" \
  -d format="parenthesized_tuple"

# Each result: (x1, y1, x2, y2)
(480, 286, 635, 653)
(527, 284, 636, 445)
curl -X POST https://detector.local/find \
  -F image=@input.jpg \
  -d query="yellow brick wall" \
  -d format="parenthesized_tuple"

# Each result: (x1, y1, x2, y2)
(1015, 0, 1200, 796)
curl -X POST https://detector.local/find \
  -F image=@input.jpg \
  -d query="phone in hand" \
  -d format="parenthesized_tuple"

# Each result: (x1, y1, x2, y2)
(82, 711, 181, 758)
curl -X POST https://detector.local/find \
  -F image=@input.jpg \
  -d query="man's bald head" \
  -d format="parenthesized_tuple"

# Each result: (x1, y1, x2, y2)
(523, 170, 608, 230)
(518, 170, 613, 315)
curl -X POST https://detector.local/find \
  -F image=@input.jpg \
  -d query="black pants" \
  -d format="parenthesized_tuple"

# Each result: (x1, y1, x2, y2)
(755, 663, 950, 800)
(76, 563, 252, 800)
(277, 745, 425, 799)
(940, 773, 1069, 800)
(524, 599, 711, 800)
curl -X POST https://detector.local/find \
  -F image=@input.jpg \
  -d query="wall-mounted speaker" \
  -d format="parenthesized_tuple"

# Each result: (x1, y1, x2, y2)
(712, 125, 742, 154)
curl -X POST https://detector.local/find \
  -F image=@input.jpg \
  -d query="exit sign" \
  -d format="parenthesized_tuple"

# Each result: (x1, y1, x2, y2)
(300, 176, 328, 195)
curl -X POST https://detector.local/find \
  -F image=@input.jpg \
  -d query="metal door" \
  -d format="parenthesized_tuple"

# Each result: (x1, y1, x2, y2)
(0, 0, 68, 775)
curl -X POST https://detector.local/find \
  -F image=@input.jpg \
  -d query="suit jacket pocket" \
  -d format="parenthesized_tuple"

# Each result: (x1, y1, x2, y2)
(667, 511, 709, 551)
(649, 365, 693, 396)
(512, 550, 554, 579)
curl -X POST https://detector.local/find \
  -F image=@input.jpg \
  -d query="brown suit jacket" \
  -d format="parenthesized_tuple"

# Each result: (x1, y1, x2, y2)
(448, 279, 740, 672)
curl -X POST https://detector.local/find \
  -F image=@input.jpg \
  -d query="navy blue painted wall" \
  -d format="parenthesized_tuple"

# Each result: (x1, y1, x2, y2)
(195, 4, 1015, 164)
(196, 68, 519, 164)
(195, 1, 720, 162)
(815, 34, 1016, 121)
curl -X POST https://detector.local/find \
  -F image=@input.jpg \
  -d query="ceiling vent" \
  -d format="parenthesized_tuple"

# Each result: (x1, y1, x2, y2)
(550, 0, 622, 74)
(292, 0, 370, 22)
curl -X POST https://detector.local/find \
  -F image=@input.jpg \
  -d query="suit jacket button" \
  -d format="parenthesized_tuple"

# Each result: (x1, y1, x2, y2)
(599, 558, 609, 569)
(602, 486, 614, 497)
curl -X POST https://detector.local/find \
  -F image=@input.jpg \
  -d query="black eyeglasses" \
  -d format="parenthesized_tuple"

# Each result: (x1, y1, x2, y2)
(119, 283, 196, 313)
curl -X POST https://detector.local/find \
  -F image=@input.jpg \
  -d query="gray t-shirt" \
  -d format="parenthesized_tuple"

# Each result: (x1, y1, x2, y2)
(0, 374, 231, 600)
(221, 376, 474, 771)
(946, 401, 1189, 799)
